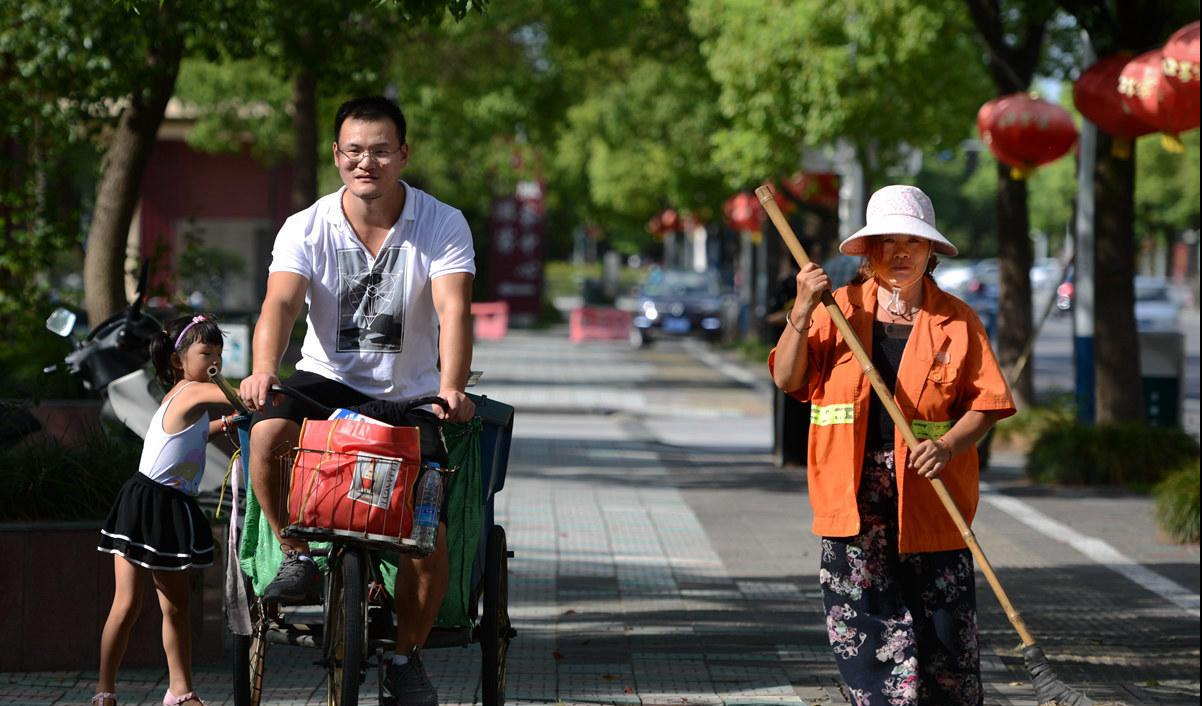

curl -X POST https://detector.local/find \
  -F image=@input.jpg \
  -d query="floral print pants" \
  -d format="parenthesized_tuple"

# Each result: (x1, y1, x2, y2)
(819, 449, 983, 706)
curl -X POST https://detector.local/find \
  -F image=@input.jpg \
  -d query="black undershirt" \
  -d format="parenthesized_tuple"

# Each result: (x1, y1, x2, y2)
(865, 320, 912, 451)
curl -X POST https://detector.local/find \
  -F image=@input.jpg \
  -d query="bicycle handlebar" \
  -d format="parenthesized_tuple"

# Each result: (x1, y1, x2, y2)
(402, 395, 451, 415)
(205, 366, 450, 423)
(267, 387, 448, 418)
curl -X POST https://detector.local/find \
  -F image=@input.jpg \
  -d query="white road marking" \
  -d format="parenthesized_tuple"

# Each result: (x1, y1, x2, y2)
(981, 487, 1200, 617)
(681, 339, 765, 388)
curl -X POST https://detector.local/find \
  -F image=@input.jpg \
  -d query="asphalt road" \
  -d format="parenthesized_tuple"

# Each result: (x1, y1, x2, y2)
(1029, 308, 1200, 436)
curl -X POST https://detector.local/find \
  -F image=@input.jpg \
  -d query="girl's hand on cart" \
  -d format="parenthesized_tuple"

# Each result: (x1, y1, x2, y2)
(239, 371, 281, 411)
(220, 413, 251, 433)
(437, 389, 475, 422)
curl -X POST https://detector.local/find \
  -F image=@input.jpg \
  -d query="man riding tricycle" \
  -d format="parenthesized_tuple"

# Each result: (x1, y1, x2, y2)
(220, 94, 513, 705)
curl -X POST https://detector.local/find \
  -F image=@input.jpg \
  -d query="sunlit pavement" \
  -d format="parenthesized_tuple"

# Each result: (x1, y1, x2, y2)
(4, 326, 1198, 705)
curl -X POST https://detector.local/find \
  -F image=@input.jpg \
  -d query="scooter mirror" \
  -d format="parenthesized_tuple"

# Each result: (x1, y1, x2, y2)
(45, 308, 77, 338)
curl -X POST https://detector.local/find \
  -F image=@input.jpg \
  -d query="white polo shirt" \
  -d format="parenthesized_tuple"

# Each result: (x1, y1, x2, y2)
(268, 182, 476, 401)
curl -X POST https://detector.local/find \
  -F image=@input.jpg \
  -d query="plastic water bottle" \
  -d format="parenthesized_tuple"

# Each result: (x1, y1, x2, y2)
(410, 463, 443, 555)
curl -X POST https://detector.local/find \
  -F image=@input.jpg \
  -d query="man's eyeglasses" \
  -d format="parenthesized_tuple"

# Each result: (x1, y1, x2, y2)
(336, 145, 403, 165)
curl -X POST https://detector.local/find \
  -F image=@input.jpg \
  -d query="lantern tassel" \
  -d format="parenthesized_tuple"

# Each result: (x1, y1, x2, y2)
(1110, 138, 1133, 159)
(1009, 165, 1031, 181)
(1161, 133, 1186, 153)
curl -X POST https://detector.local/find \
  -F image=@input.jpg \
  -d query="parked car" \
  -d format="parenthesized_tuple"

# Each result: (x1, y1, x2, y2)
(936, 258, 1073, 336)
(1055, 272, 1180, 331)
(932, 260, 979, 300)
(1135, 276, 1183, 331)
(948, 259, 1000, 336)
(630, 268, 729, 346)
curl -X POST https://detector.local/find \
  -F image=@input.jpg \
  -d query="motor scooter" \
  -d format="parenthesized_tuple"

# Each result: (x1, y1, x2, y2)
(44, 265, 233, 493)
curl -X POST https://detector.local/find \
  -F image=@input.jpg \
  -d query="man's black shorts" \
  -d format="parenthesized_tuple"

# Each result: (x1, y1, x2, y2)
(252, 370, 450, 525)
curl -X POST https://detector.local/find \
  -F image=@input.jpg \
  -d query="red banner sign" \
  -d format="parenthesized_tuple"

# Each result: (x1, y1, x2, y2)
(489, 181, 545, 318)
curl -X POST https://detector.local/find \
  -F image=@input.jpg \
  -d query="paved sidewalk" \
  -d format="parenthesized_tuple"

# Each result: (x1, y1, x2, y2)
(3, 330, 1197, 705)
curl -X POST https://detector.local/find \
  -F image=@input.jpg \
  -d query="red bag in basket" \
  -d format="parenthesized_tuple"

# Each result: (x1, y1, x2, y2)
(287, 417, 422, 542)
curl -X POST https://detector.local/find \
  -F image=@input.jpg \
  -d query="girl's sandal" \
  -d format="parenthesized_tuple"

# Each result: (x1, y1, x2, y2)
(163, 691, 207, 706)
(91, 694, 118, 706)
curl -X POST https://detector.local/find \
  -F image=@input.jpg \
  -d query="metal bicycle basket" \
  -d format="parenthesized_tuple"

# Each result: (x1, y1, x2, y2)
(282, 416, 425, 552)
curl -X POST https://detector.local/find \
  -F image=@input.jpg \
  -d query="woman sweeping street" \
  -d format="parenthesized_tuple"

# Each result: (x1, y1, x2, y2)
(768, 185, 1016, 706)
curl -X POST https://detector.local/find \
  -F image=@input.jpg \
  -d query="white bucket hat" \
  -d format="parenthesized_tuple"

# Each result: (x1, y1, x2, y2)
(839, 185, 958, 257)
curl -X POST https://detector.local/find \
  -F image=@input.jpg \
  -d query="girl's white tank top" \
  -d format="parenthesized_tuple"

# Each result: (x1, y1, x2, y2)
(138, 381, 209, 496)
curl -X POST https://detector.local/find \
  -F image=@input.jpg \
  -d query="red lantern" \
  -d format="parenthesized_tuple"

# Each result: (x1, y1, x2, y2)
(977, 97, 1048, 169)
(645, 208, 679, 238)
(723, 192, 763, 232)
(782, 172, 840, 210)
(977, 93, 1079, 179)
(1119, 49, 1200, 152)
(1163, 21, 1200, 93)
(644, 214, 664, 237)
(1074, 53, 1157, 157)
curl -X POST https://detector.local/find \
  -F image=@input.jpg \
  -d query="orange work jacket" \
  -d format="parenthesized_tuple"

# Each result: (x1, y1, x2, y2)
(768, 276, 1015, 553)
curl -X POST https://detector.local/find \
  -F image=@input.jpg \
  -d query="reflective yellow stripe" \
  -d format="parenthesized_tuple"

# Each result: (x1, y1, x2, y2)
(911, 419, 953, 440)
(811, 403, 855, 426)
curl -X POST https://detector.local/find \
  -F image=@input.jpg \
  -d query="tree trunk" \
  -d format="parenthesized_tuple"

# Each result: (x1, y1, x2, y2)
(964, 0, 1046, 409)
(994, 162, 1034, 407)
(82, 7, 183, 325)
(1093, 132, 1143, 423)
(290, 69, 318, 214)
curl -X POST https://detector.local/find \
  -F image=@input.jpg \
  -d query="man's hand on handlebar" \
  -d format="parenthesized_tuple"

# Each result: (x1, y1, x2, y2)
(437, 389, 475, 423)
(239, 371, 281, 412)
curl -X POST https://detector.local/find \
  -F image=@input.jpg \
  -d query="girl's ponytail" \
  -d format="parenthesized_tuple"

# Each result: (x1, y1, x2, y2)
(149, 325, 175, 390)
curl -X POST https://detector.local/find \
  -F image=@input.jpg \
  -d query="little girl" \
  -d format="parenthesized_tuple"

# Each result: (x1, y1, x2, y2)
(92, 314, 238, 706)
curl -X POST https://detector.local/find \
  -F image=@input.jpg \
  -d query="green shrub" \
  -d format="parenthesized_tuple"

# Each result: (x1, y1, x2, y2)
(544, 260, 599, 301)
(543, 260, 644, 302)
(0, 320, 85, 402)
(0, 425, 140, 522)
(1154, 464, 1200, 544)
(724, 338, 773, 366)
(993, 393, 1074, 450)
(1026, 421, 1199, 489)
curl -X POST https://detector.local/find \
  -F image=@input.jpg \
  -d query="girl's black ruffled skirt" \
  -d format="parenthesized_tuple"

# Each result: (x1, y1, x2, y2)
(97, 473, 214, 571)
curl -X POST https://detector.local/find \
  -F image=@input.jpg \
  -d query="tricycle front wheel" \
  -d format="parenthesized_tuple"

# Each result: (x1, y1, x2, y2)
(232, 585, 269, 706)
(481, 524, 512, 706)
(326, 547, 368, 706)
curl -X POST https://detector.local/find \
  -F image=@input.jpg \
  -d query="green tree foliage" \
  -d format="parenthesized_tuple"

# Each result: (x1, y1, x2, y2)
(1136, 130, 1201, 243)
(911, 143, 998, 257)
(2, 0, 261, 327)
(174, 58, 294, 163)
(371, 1, 729, 256)
(175, 0, 486, 213)
(0, 3, 155, 328)
(555, 56, 727, 223)
(688, 0, 991, 187)
(2, 0, 485, 332)
(383, 3, 559, 219)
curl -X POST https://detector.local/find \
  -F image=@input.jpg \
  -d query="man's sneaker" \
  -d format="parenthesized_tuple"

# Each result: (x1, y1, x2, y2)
(382, 652, 438, 706)
(262, 551, 322, 605)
